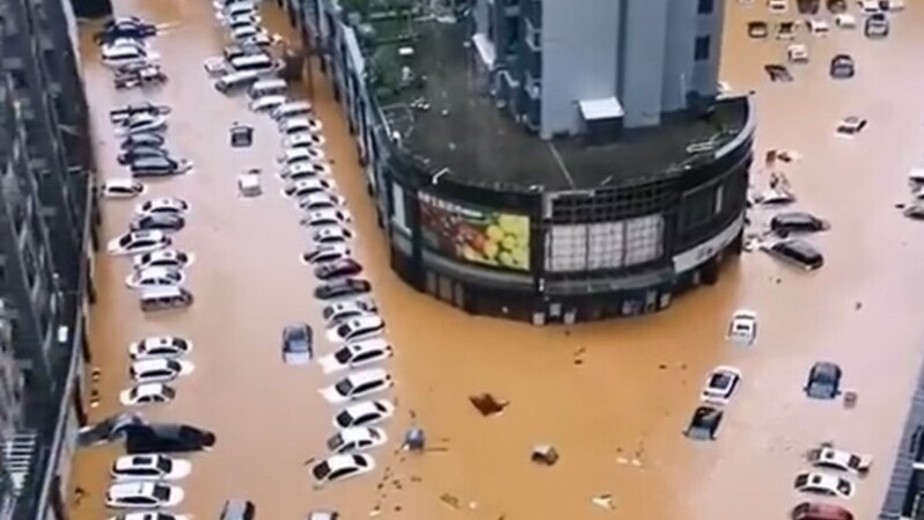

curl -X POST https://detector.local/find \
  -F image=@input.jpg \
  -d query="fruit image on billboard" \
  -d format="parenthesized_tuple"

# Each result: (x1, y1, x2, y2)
(419, 192, 530, 271)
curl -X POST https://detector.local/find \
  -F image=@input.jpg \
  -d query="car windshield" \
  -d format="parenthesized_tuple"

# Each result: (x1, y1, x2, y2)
(165, 360, 181, 372)
(152, 486, 170, 501)
(353, 455, 369, 467)
(794, 474, 809, 487)
(333, 347, 354, 364)
(836, 480, 851, 495)
(136, 157, 170, 168)
(118, 235, 134, 247)
(847, 454, 862, 467)
(334, 378, 354, 396)
(311, 461, 331, 480)
(708, 373, 731, 389)
(335, 324, 353, 339)
(335, 411, 352, 427)
(156, 457, 172, 473)
(162, 386, 176, 399)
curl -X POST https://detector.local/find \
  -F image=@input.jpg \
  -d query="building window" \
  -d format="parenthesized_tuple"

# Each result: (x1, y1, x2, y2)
(694, 36, 711, 61)
(697, 0, 714, 14)
(624, 215, 664, 266)
(546, 225, 587, 272)
(587, 222, 625, 270)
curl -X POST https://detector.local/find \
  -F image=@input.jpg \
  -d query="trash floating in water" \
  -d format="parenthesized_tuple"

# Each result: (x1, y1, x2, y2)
(469, 393, 509, 417)
(591, 494, 615, 510)
(844, 391, 858, 408)
(440, 493, 460, 509)
(531, 444, 559, 466)
(403, 427, 425, 452)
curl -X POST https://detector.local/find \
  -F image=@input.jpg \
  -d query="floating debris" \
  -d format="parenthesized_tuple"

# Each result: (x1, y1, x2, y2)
(531, 444, 559, 466)
(469, 393, 509, 417)
(591, 494, 615, 510)
(440, 493, 460, 509)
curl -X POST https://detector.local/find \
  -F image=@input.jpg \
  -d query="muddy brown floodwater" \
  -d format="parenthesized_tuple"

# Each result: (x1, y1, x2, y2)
(69, 1, 924, 519)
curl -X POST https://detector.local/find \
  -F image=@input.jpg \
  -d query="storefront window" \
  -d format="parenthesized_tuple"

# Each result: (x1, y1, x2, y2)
(624, 215, 664, 266)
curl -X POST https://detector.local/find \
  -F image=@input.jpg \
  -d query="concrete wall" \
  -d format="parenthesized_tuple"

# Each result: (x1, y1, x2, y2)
(619, 0, 669, 127)
(691, 0, 724, 97)
(539, 0, 620, 138)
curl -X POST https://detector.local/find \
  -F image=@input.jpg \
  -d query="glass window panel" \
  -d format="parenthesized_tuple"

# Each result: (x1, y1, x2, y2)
(624, 215, 664, 266)
(587, 222, 624, 270)
(546, 225, 587, 272)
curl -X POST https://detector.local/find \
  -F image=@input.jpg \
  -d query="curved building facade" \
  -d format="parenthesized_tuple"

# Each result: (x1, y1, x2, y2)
(287, 0, 753, 323)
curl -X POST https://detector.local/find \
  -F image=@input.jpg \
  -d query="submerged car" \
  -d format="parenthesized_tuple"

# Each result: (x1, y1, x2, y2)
(315, 258, 363, 280)
(333, 399, 396, 429)
(129, 358, 194, 384)
(747, 21, 769, 38)
(136, 197, 190, 216)
(726, 309, 758, 345)
(105, 482, 184, 509)
(119, 383, 176, 407)
(700, 366, 742, 405)
(808, 445, 872, 474)
(684, 406, 723, 441)
(804, 361, 842, 399)
(121, 131, 166, 150)
(864, 12, 889, 38)
(323, 299, 377, 324)
(130, 156, 192, 177)
(118, 146, 169, 165)
(762, 239, 824, 270)
(310, 454, 375, 486)
(107, 231, 171, 256)
(282, 322, 313, 365)
(793, 471, 854, 498)
(301, 209, 352, 228)
(770, 212, 829, 234)
(830, 54, 855, 79)
(319, 338, 392, 374)
(791, 502, 854, 520)
(110, 513, 191, 520)
(133, 249, 194, 271)
(111, 454, 191, 481)
(130, 213, 186, 232)
(320, 368, 394, 403)
(129, 336, 193, 360)
(303, 244, 351, 265)
(314, 278, 372, 300)
(125, 267, 184, 290)
(102, 178, 146, 199)
(325, 427, 387, 454)
(121, 423, 216, 454)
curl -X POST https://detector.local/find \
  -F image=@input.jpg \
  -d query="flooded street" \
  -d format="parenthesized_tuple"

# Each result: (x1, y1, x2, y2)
(70, 1, 924, 519)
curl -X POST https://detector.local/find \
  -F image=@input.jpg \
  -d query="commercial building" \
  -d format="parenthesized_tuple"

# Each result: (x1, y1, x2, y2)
(282, 0, 754, 323)
(0, 0, 98, 516)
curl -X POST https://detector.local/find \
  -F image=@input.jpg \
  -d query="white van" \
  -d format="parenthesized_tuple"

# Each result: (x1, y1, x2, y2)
(272, 101, 313, 121)
(140, 287, 194, 312)
(229, 53, 277, 74)
(249, 78, 287, 99)
(215, 70, 260, 94)
(238, 173, 262, 197)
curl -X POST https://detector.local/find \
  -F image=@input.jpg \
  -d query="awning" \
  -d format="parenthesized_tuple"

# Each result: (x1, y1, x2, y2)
(579, 97, 625, 121)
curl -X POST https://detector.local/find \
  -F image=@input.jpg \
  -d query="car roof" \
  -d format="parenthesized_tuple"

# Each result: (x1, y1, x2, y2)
(345, 337, 388, 351)
(337, 427, 379, 441)
(321, 453, 370, 470)
(343, 368, 389, 385)
(133, 358, 176, 370)
(105, 178, 139, 188)
(109, 482, 157, 494)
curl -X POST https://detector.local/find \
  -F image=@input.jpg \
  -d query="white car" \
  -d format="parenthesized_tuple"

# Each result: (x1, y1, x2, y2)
(835, 14, 857, 28)
(110, 513, 191, 520)
(129, 336, 193, 360)
(313, 226, 354, 245)
(226, 14, 262, 30)
(793, 471, 854, 498)
(111, 454, 191, 481)
(333, 399, 396, 429)
(282, 161, 333, 180)
(279, 116, 323, 135)
(325, 316, 385, 344)
(125, 267, 185, 290)
(129, 358, 194, 384)
(880, 0, 904, 11)
(805, 19, 829, 35)
(310, 454, 375, 486)
(857, 0, 880, 13)
(283, 178, 337, 198)
(319, 338, 392, 374)
(133, 249, 194, 271)
(325, 427, 387, 454)
(250, 94, 287, 113)
(320, 368, 394, 403)
(726, 309, 757, 345)
(102, 178, 146, 199)
(105, 482, 185, 509)
(285, 132, 326, 149)
(272, 100, 313, 121)
(302, 243, 351, 265)
(107, 231, 171, 256)
(118, 114, 168, 136)
(700, 366, 742, 405)
(119, 383, 177, 407)
(322, 299, 377, 325)
(278, 146, 325, 165)
(299, 192, 346, 211)
(135, 197, 190, 217)
(302, 209, 352, 228)
(808, 446, 873, 474)
(787, 43, 809, 63)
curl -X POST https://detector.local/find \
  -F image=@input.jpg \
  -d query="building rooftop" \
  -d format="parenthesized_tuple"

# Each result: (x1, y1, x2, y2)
(361, 16, 750, 192)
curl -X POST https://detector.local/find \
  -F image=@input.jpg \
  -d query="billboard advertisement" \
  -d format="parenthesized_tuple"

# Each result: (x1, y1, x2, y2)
(419, 192, 531, 271)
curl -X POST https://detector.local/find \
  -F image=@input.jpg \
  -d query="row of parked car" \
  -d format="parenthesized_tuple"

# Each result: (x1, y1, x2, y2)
(97, 16, 169, 90)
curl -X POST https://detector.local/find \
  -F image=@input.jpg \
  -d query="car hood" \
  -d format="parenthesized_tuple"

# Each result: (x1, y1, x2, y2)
(319, 385, 349, 403)
(318, 354, 348, 374)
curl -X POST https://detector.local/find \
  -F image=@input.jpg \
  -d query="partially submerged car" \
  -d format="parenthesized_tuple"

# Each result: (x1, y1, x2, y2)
(122, 423, 216, 454)
(320, 368, 394, 403)
(807, 445, 873, 474)
(323, 299, 377, 325)
(102, 178, 146, 199)
(864, 12, 889, 38)
(129, 336, 193, 360)
(700, 366, 742, 405)
(119, 382, 177, 407)
(302, 244, 351, 265)
(804, 361, 842, 399)
(110, 102, 170, 124)
(282, 322, 313, 365)
(787, 43, 809, 63)
(106, 482, 185, 509)
(726, 309, 758, 345)
(325, 427, 387, 454)
(834, 13, 857, 28)
(684, 406, 723, 441)
(797, 0, 820, 13)
(130, 213, 186, 233)
(826, 0, 847, 12)
(310, 454, 375, 486)
(791, 502, 854, 520)
(836, 116, 867, 136)
(770, 211, 829, 234)
(319, 338, 392, 374)
(121, 131, 166, 150)
(314, 278, 372, 300)
(130, 358, 194, 384)
(333, 399, 395, 429)
(776, 21, 796, 39)
(111, 454, 192, 482)
(302, 209, 352, 228)
(765, 64, 794, 82)
(136, 197, 190, 216)
(315, 258, 363, 280)
(133, 249, 194, 271)
(125, 267, 185, 290)
(747, 21, 769, 38)
(130, 156, 193, 178)
(829, 54, 855, 79)
(108, 231, 171, 256)
(793, 471, 854, 498)
(118, 146, 170, 166)
(761, 238, 824, 270)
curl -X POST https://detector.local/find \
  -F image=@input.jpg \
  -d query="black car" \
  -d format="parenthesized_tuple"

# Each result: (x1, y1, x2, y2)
(130, 213, 186, 232)
(804, 362, 842, 399)
(764, 239, 824, 270)
(117, 145, 169, 165)
(830, 54, 855, 79)
(110, 102, 171, 125)
(798, 0, 820, 13)
(282, 322, 313, 365)
(120, 131, 166, 150)
(122, 423, 216, 454)
(131, 156, 190, 177)
(684, 406, 723, 441)
(747, 21, 769, 39)
(770, 212, 829, 235)
(314, 278, 372, 300)
(94, 18, 157, 44)
(314, 259, 363, 280)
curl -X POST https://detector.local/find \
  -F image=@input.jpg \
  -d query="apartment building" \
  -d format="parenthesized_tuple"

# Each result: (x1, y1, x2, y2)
(0, 0, 97, 517)
(471, 0, 726, 136)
